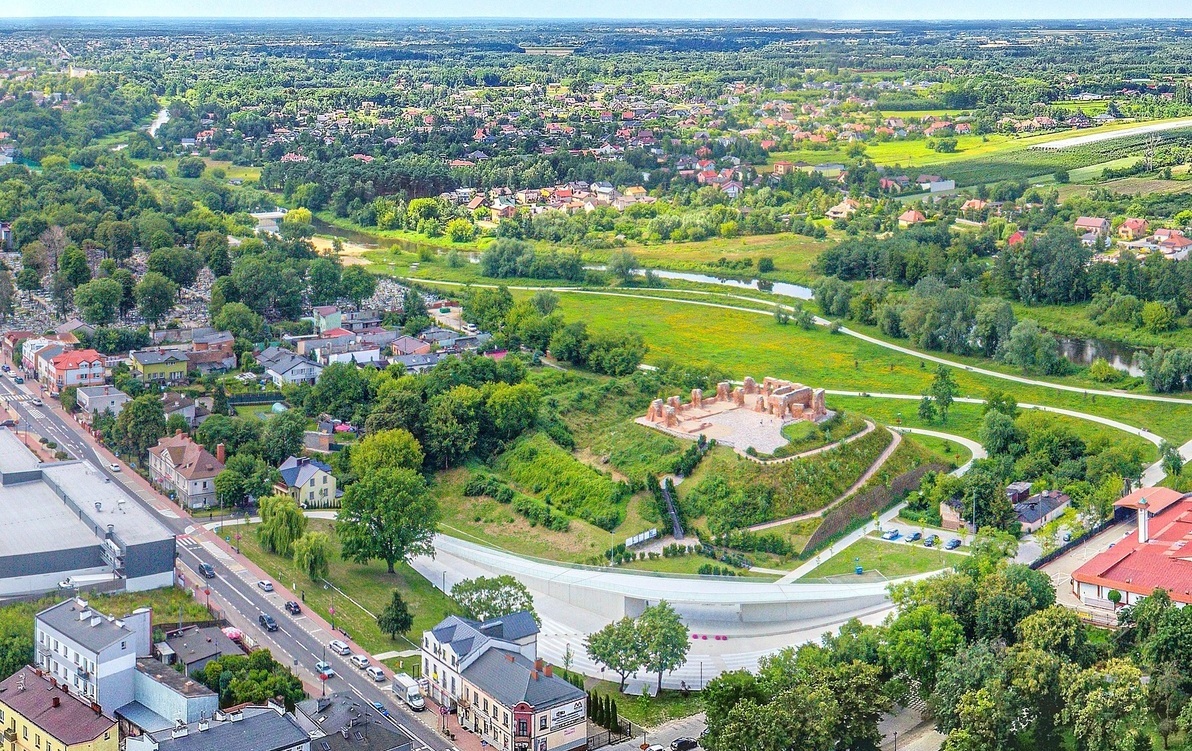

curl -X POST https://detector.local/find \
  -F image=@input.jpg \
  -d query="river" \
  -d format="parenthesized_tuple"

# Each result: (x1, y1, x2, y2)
(1056, 336, 1145, 377)
(148, 107, 170, 137)
(312, 218, 438, 255)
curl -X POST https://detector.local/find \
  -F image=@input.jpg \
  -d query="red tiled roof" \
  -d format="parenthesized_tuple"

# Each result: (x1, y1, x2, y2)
(1074, 493, 1192, 603)
(50, 348, 103, 370)
(0, 667, 115, 745)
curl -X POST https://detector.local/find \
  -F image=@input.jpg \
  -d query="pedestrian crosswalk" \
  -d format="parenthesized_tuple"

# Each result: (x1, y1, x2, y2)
(176, 534, 199, 549)
(2, 393, 36, 403)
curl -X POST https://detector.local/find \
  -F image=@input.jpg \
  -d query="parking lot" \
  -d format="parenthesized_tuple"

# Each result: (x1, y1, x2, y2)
(1038, 520, 1134, 608)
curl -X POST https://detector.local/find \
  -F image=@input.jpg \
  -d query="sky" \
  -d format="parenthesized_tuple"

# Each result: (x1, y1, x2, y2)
(6, 0, 1192, 19)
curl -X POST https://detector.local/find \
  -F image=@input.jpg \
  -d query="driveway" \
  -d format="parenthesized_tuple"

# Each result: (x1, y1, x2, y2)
(1038, 520, 1136, 607)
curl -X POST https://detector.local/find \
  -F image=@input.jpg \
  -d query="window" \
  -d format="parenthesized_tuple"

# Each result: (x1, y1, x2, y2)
(540, 717, 547, 731)
(120, 641, 126, 650)
(23, 726, 28, 739)
(518, 720, 528, 736)
(503, 712, 508, 727)
(35, 733, 39, 748)
(483, 699, 488, 713)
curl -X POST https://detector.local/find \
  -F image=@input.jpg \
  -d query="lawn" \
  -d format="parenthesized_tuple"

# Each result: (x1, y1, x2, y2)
(804, 536, 958, 580)
(589, 681, 704, 727)
(237, 519, 459, 655)
(530, 289, 1192, 443)
(615, 554, 777, 579)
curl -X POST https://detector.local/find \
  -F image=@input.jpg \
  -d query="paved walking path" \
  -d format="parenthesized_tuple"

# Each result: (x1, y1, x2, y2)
(748, 427, 902, 532)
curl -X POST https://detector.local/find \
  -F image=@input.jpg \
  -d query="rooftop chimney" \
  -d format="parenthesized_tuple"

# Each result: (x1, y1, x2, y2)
(216, 443, 225, 464)
(544, 665, 553, 677)
(1139, 495, 1150, 544)
(534, 658, 544, 672)
(52, 697, 60, 708)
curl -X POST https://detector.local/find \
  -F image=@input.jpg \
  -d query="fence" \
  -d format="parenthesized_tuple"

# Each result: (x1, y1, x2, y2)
(228, 392, 285, 405)
(587, 717, 641, 750)
(1029, 517, 1120, 570)
(802, 463, 946, 555)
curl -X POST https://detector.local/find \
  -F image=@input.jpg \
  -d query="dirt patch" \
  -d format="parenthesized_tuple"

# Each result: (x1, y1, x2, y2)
(574, 447, 630, 483)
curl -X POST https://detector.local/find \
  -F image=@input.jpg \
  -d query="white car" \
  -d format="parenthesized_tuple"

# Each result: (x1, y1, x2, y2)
(328, 639, 351, 655)
(350, 654, 371, 669)
(109, 463, 121, 472)
(30, 398, 42, 407)
(257, 580, 274, 592)
(365, 666, 386, 682)
(315, 661, 335, 679)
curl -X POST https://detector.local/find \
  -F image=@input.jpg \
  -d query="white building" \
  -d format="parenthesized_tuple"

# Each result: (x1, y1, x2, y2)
(76, 386, 131, 421)
(421, 612, 539, 708)
(35, 598, 152, 713)
(257, 346, 323, 387)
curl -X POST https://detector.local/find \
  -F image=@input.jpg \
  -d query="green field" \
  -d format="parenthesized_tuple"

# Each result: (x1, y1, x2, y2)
(237, 519, 459, 655)
(804, 536, 958, 579)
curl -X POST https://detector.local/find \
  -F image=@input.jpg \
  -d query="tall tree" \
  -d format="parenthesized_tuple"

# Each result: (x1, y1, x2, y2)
(638, 601, 690, 693)
(340, 266, 377, 310)
(257, 494, 308, 557)
(135, 271, 177, 325)
(73, 278, 122, 325)
(292, 531, 331, 580)
(351, 429, 425, 476)
(586, 617, 645, 692)
(450, 575, 538, 623)
(113, 394, 166, 458)
(377, 590, 414, 639)
(930, 365, 957, 423)
(0, 268, 13, 322)
(337, 468, 438, 573)
(260, 410, 307, 466)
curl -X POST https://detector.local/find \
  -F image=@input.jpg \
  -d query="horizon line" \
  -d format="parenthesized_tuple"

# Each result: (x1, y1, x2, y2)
(4, 15, 1192, 21)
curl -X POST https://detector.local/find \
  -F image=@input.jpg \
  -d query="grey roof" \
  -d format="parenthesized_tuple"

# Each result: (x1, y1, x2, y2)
(1015, 491, 1070, 524)
(162, 626, 242, 667)
(462, 649, 584, 710)
(136, 658, 217, 697)
(0, 428, 41, 473)
(131, 350, 189, 365)
(42, 461, 176, 546)
(259, 346, 321, 375)
(116, 701, 174, 733)
(36, 599, 137, 653)
(277, 456, 332, 489)
(76, 385, 129, 399)
(148, 707, 309, 751)
(392, 353, 444, 371)
(297, 694, 413, 751)
(429, 612, 539, 661)
(0, 478, 98, 555)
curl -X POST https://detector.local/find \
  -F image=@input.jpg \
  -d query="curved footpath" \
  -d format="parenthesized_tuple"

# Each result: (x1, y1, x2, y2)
(408, 277, 1192, 406)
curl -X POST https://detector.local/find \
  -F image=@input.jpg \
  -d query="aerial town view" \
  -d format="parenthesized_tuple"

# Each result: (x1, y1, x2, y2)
(7, 2, 1192, 750)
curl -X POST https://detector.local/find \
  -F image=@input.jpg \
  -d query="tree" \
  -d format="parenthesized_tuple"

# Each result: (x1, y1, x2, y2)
(883, 605, 965, 699)
(177, 157, 206, 178)
(337, 468, 438, 573)
(306, 362, 370, 422)
(73, 278, 122, 325)
(0, 268, 13, 322)
(450, 575, 538, 623)
(148, 247, 204, 291)
(197, 230, 231, 277)
(135, 272, 177, 325)
(165, 413, 190, 436)
(284, 207, 313, 226)
(930, 365, 957, 423)
(292, 531, 331, 581)
(351, 429, 425, 476)
(49, 273, 73, 317)
(1062, 659, 1146, 751)
(215, 469, 249, 508)
(112, 268, 136, 318)
(257, 494, 308, 557)
(113, 394, 166, 458)
(714, 686, 838, 751)
(260, 410, 307, 466)
(307, 257, 342, 306)
(585, 617, 645, 692)
(424, 385, 482, 468)
(703, 670, 767, 746)
(377, 590, 414, 639)
(974, 564, 1056, 644)
(1017, 605, 1092, 666)
(483, 382, 541, 442)
(606, 250, 640, 283)
(213, 302, 263, 341)
(1161, 440, 1185, 478)
(918, 394, 937, 423)
(1001, 319, 1063, 375)
(978, 410, 1021, 457)
(59, 386, 78, 413)
(341, 266, 377, 309)
(531, 290, 559, 316)
(58, 246, 91, 288)
(638, 601, 690, 693)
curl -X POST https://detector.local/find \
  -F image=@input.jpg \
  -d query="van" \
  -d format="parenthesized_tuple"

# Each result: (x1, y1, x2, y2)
(328, 639, 351, 655)
(393, 673, 425, 711)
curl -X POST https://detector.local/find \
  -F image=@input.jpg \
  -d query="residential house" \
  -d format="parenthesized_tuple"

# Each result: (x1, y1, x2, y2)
(0, 666, 118, 751)
(131, 350, 189, 384)
(47, 349, 106, 394)
(161, 393, 197, 428)
(392, 353, 446, 374)
(1007, 230, 1027, 247)
(1071, 488, 1192, 607)
(458, 652, 587, 751)
(294, 694, 413, 751)
(35, 597, 153, 712)
(1159, 233, 1192, 260)
(311, 306, 343, 334)
(76, 386, 130, 423)
(1074, 216, 1110, 237)
(186, 349, 236, 376)
(1118, 218, 1149, 240)
(825, 198, 860, 220)
(156, 626, 242, 674)
(275, 456, 339, 509)
(257, 347, 323, 387)
(124, 705, 310, 751)
(898, 210, 926, 228)
(118, 658, 220, 736)
(54, 319, 95, 339)
(422, 611, 540, 708)
(391, 336, 432, 356)
(1013, 490, 1070, 533)
(2, 330, 34, 367)
(147, 434, 225, 509)
(22, 334, 76, 371)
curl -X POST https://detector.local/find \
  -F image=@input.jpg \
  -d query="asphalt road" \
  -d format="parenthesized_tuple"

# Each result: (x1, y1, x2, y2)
(0, 373, 452, 751)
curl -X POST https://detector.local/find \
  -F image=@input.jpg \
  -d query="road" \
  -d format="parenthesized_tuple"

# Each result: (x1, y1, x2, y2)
(0, 374, 452, 751)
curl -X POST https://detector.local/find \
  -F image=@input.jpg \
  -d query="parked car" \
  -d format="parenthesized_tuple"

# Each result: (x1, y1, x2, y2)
(257, 580, 274, 592)
(2, 365, 9, 372)
(923, 536, 936, 548)
(197, 563, 216, 579)
(258, 613, 278, 632)
(284, 601, 301, 615)
(370, 700, 390, 716)
(109, 463, 121, 472)
(14, 377, 23, 383)
(350, 654, 371, 669)
(0, 419, 15, 427)
(944, 538, 963, 550)
(671, 738, 699, 751)
(366, 666, 386, 682)
(1062, 531, 1072, 542)
(328, 639, 351, 655)
(880, 529, 901, 541)
(906, 532, 922, 543)
(315, 661, 335, 679)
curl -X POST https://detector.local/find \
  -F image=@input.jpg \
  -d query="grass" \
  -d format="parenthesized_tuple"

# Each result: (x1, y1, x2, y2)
(433, 467, 655, 564)
(804, 536, 958, 579)
(909, 433, 973, 466)
(525, 289, 1192, 443)
(615, 554, 777, 579)
(237, 519, 459, 655)
(589, 681, 704, 728)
